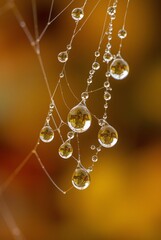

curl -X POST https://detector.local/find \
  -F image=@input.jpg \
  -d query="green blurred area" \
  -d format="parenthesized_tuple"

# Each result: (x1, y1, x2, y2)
(0, 0, 161, 239)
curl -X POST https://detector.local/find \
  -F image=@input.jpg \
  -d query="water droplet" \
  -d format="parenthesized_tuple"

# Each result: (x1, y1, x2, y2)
(89, 69, 95, 75)
(72, 167, 91, 190)
(67, 131, 75, 139)
(40, 126, 54, 143)
(58, 51, 68, 63)
(104, 92, 111, 101)
(103, 52, 113, 62)
(104, 81, 110, 88)
(118, 29, 127, 39)
(87, 166, 94, 172)
(92, 155, 98, 162)
(92, 62, 100, 70)
(59, 142, 73, 159)
(67, 103, 92, 133)
(110, 58, 129, 80)
(97, 146, 102, 152)
(105, 71, 111, 78)
(98, 119, 106, 126)
(108, 34, 112, 40)
(59, 72, 64, 78)
(81, 92, 89, 101)
(71, 8, 84, 21)
(107, 6, 116, 16)
(95, 51, 100, 57)
(104, 102, 108, 109)
(87, 78, 92, 84)
(67, 44, 72, 50)
(49, 103, 54, 109)
(106, 43, 111, 49)
(98, 125, 118, 148)
(90, 145, 96, 150)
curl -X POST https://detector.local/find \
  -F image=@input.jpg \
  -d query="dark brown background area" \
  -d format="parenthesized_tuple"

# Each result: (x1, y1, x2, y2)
(0, 0, 161, 239)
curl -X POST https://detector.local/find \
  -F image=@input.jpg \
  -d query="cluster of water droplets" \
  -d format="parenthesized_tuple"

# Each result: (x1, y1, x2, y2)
(39, 0, 130, 191)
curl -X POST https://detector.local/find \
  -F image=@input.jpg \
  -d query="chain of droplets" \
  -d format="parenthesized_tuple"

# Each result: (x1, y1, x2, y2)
(39, 1, 93, 191)
(40, 0, 130, 191)
(90, 0, 130, 171)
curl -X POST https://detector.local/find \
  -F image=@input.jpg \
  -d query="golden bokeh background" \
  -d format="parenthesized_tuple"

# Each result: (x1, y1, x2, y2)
(0, 0, 161, 239)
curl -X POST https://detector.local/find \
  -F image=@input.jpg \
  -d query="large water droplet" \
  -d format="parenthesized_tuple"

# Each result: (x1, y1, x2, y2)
(40, 126, 54, 143)
(98, 125, 118, 148)
(110, 57, 129, 80)
(72, 167, 91, 190)
(67, 103, 92, 133)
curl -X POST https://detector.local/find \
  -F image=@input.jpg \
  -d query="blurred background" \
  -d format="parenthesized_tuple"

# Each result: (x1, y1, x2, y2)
(0, 0, 161, 239)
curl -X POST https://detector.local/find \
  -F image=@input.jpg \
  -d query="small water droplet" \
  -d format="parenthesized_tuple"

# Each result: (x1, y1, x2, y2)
(71, 8, 84, 21)
(58, 51, 68, 63)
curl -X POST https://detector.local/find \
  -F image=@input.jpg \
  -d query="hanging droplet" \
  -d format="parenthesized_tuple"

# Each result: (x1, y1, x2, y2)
(110, 57, 129, 80)
(81, 92, 89, 101)
(72, 167, 91, 190)
(92, 155, 98, 162)
(118, 29, 127, 39)
(58, 51, 68, 63)
(40, 126, 54, 143)
(67, 131, 75, 139)
(104, 91, 111, 101)
(92, 62, 100, 70)
(95, 51, 100, 57)
(87, 78, 92, 84)
(59, 142, 73, 159)
(98, 119, 106, 126)
(103, 52, 113, 62)
(104, 81, 110, 88)
(107, 6, 116, 16)
(71, 8, 84, 21)
(98, 125, 118, 148)
(90, 145, 96, 150)
(67, 103, 92, 133)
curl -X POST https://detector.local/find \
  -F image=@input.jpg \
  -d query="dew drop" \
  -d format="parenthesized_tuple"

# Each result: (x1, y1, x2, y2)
(67, 103, 92, 133)
(67, 131, 75, 139)
(58, 51, 68, 63)
(107, 6, 116, 16)
(118, 29, 127, 39)
(110, 57, 129, 80)
(40, 126, 54, 143)
(59, 142, 73, 159)
(81, 92, 89, 101)
(98, 125, 118, 148)
(72, 167, 91, 190)
(104, 91, 111, 101)
(103, 52, 113, 62)
(92, 155, 98, 162)
(71, 8, 84, 21)
(92, 62, 100, 70)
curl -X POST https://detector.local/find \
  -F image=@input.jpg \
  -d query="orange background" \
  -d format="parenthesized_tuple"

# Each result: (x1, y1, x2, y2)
(0, 0, 161, 239)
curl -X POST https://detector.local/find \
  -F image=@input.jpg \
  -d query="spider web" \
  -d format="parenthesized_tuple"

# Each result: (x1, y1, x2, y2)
(0, 0, 130, 239)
